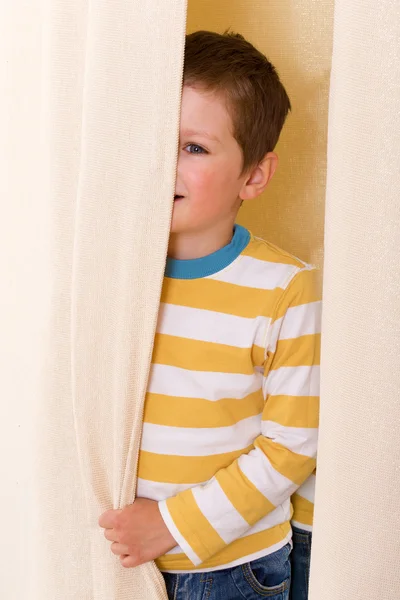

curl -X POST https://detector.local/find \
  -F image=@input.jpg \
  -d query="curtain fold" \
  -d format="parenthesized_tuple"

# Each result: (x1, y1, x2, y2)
(309, 1, 400, 598)
(1, 1, 187, 598)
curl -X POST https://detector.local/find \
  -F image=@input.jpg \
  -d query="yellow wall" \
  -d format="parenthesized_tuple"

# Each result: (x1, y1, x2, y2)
(187, 0, 334, 270)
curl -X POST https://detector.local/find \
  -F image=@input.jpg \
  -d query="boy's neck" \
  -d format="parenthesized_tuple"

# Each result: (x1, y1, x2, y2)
(167, 221, 236, 261)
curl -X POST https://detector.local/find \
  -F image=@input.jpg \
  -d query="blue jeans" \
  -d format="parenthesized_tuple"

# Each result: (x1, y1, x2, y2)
(162, 543, 291, 600)
(289, 527, 312, 600)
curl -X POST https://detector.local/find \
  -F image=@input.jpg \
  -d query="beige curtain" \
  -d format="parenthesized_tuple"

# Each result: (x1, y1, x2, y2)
(309, 1, 400, 598)
(1, 0, 399, 599)
(0, 1, 186, 598)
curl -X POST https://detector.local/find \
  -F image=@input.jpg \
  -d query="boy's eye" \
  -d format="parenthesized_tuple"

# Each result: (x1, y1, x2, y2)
(185, 144, 207, 155)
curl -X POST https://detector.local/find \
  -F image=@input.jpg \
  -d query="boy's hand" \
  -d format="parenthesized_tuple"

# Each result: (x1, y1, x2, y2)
(98, 498, 177, 568)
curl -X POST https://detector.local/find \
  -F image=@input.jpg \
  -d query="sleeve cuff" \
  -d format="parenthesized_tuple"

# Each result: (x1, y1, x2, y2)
(158, 499, 202, 566)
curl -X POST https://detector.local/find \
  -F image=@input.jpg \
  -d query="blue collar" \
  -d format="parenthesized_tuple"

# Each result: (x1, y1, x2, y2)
(165, 225, 250, 280)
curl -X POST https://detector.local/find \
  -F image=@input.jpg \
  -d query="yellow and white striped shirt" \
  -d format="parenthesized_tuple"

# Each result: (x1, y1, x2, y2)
(137, 225, 321, 572)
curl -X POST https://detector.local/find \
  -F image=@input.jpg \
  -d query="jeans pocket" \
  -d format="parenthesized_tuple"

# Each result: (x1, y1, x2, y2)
(231, 544, 291, 599)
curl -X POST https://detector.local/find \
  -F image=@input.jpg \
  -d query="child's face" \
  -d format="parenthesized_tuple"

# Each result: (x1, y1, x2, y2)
(171, 85, 249, 235)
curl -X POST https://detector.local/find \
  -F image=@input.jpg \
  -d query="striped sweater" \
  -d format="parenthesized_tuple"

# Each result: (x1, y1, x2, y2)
(137, 225, 321, 572)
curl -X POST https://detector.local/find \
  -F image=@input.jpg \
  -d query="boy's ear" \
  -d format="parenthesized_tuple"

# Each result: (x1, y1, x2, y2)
(239, 152, 278, 201)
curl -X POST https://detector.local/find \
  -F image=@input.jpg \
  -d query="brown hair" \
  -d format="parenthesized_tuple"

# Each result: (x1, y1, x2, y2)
(184, 31, 291, 174)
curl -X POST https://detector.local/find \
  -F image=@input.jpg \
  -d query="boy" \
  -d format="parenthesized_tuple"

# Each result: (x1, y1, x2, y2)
(99, 31, 321, 600)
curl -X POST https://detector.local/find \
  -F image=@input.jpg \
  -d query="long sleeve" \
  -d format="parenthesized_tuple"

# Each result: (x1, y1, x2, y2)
(158, 266, 321, 567)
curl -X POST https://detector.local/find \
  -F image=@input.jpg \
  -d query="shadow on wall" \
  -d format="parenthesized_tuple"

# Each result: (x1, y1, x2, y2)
(187, 0, 334, 268)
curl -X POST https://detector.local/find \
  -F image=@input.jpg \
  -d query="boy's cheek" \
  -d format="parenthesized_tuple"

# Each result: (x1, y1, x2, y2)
(195, 168, 229, 198)
(187, 162, 214, 187)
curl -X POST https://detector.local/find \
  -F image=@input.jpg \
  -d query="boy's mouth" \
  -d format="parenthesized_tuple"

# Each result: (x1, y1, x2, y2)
(174, 195, 184, 201)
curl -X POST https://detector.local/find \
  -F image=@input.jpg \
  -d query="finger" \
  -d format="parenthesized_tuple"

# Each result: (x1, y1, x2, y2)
(98, 509, 122, 529)
(98, 510, 115, 529)
(104, 528, 119, 542)
(110, 542, 129, 556)
(120, 554, 140, 569)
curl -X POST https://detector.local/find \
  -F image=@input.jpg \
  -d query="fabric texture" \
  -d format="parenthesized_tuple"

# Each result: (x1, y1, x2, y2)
(0, 0, 186, 598)
(309, 1, 400, 598)
(138, 227, 321, 572)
